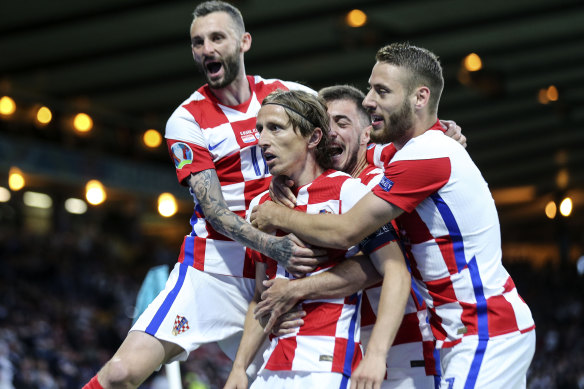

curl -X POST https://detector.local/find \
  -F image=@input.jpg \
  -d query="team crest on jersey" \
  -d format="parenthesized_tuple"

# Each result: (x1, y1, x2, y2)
(172, 315, 190, 335)
(171, 143, 193, 169)
(318, 204, 335, 214)
(378, 176, 394, 192)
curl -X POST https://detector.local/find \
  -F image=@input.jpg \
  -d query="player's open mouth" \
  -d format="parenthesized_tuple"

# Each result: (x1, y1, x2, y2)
(205, 60, 223, 76)
(370, 114, 384, 128)
(329, 144, 343, 157)
(263, 152, 276, 162)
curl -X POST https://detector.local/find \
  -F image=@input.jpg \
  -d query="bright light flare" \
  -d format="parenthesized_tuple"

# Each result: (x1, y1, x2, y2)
(85, 180, 106, 205)
(158, 193, 178, 217)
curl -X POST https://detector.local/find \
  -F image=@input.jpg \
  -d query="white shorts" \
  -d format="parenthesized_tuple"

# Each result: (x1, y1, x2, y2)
(251, 371, 349, 389)
(363, 327, 436, 389)
(384, 342, 436, 388)
(438, 330, 536, 388)
(131, 263, 267, 376)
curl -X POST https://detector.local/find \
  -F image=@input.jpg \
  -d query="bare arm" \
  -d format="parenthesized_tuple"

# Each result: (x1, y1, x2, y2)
(224, 264, 269, 389)
(251, 191, 403, 249)
(253, 255, 381, 332)
(351, 242, 411, 389)
(189, 169, 326, 275)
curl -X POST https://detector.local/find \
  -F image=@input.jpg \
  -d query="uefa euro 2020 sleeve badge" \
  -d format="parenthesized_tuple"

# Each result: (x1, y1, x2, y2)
(172, 315, 190, 336)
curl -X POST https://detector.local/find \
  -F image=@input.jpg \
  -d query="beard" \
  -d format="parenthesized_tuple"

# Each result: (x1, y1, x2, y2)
(194, 46, 241, 89)
(370, 98, 414, 144)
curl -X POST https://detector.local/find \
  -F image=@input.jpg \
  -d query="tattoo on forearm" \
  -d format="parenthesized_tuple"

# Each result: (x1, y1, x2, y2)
(190, 170, 294, 266)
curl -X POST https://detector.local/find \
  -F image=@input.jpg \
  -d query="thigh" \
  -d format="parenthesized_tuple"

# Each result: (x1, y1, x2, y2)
(439, 331, 536, 389)
(102, 331, 183, 379)
(132, 263, 255, 362)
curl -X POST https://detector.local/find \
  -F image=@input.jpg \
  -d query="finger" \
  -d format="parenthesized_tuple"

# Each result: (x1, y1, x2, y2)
(254, 301, 273, 319)
(263, 312, 279, 333)
(293, 245, 328, 258)
(272, 327, 296, 336)
(278, 310, 306, 322)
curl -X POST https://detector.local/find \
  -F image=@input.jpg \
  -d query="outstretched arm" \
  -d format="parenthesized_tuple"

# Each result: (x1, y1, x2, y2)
(350, 242, 411, 389)
(189, 169, 326, 275)
(224, 264, 269, 389)
(251, 191, 403, 250)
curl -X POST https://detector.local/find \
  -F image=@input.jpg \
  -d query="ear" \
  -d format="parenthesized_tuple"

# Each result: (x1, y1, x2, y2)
(241, 32, 252, 53)
(360, 125, 371, 145)
(307, 128, 323, 149)
(414, 86, 430, 110)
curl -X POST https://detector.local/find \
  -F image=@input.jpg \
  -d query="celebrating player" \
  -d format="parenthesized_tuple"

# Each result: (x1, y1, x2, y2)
(253, 84, 461, 388)
(224, 89, 411, 389)
(251, 43, 536, 388)
(83, 2, 323, 388)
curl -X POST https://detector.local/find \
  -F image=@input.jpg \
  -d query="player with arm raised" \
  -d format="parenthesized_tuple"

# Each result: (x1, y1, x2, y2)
(83, 2, 323, 389)
(252, 43, 535, 388)
(224, 89, 410, 389)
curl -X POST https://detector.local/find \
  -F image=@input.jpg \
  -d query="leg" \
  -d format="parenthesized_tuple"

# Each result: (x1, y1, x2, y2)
(97, 331, 184, 389)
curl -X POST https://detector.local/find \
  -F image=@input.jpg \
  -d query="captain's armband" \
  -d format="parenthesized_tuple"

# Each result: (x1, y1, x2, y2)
(358, 222, 399, 255)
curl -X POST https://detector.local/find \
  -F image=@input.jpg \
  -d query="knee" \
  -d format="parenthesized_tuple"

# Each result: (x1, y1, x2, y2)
(100, 357, 140, 389)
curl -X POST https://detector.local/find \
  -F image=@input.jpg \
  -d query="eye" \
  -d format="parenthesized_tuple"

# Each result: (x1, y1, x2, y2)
(376, 88, 389, 96)
(212, 34, 225, 42)
(191, 37, 203, 47)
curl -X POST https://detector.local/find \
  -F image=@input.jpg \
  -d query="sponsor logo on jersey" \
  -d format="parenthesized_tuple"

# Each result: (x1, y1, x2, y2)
(240, 129, 259, 144)
(242, 134, 256, 143)
(208, 138, 227, 150)
(319, 209, 332, 214)
(172, 315, 190, 335)
(171, 142, 193, 169)
(378, 176, 394, 192)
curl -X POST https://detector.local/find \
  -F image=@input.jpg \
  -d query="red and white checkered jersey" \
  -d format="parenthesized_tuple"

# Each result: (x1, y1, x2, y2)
(165, 75, 315, 278)
(356, 164, 437, 376)
(249, 169, 370, 375)
(371, 121, 535, 348)
(366, 142, 397, 170)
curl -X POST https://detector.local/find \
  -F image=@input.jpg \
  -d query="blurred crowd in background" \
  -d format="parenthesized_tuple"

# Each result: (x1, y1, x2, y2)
(0, 213, 583, 389)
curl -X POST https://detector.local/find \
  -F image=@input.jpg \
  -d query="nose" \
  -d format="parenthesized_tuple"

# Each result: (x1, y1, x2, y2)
(362, 90, 376, 112)
(202, 39, 215, 56)
(258, 130, 269, 150)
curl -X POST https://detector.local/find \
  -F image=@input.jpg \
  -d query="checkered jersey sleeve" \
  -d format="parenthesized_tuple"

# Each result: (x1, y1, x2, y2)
(246, 190, 272, 264)
(165, 101, 214, 185)
(373, 157, 451, 213)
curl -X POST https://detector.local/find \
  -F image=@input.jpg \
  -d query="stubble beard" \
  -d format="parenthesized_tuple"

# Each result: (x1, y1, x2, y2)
(195, 46, 241, 89)
(369, 98, 414, 145)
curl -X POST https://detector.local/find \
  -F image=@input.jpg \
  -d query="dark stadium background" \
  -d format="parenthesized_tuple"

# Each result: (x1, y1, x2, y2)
(1, 0, 583, 387)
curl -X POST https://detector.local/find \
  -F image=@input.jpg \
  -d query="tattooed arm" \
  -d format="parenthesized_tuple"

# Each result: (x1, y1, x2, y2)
(188, 169, 325, 276)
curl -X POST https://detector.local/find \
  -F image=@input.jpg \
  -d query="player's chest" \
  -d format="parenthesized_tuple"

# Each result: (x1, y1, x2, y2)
(203, 117, 260, 160)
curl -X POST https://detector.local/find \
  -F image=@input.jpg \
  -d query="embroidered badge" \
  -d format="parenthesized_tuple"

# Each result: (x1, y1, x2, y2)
(319, 209, 332, 214)
(378, 176, 394, 192)
(319, 355, 334, 362)
(170, 143, 193, 169)
(172, 315, 190, 336)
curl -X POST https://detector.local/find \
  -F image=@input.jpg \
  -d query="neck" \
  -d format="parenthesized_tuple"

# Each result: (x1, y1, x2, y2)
(209, 70, 251, 106)
(349, 148, 370, 178)
(394, 113, 438, 150)
(290, 155, 324, 188)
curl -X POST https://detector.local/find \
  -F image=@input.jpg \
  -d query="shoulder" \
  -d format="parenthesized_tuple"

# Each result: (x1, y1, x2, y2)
(252, 75, 316, 96)
(396, 130, 460, 161)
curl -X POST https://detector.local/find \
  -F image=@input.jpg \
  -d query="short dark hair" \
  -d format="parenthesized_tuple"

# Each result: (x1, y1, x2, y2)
(376, 42, 444, 114)
(262, 89, 332, 169)
(193, 1, 245, 35)
(319, 85, 370, 129)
